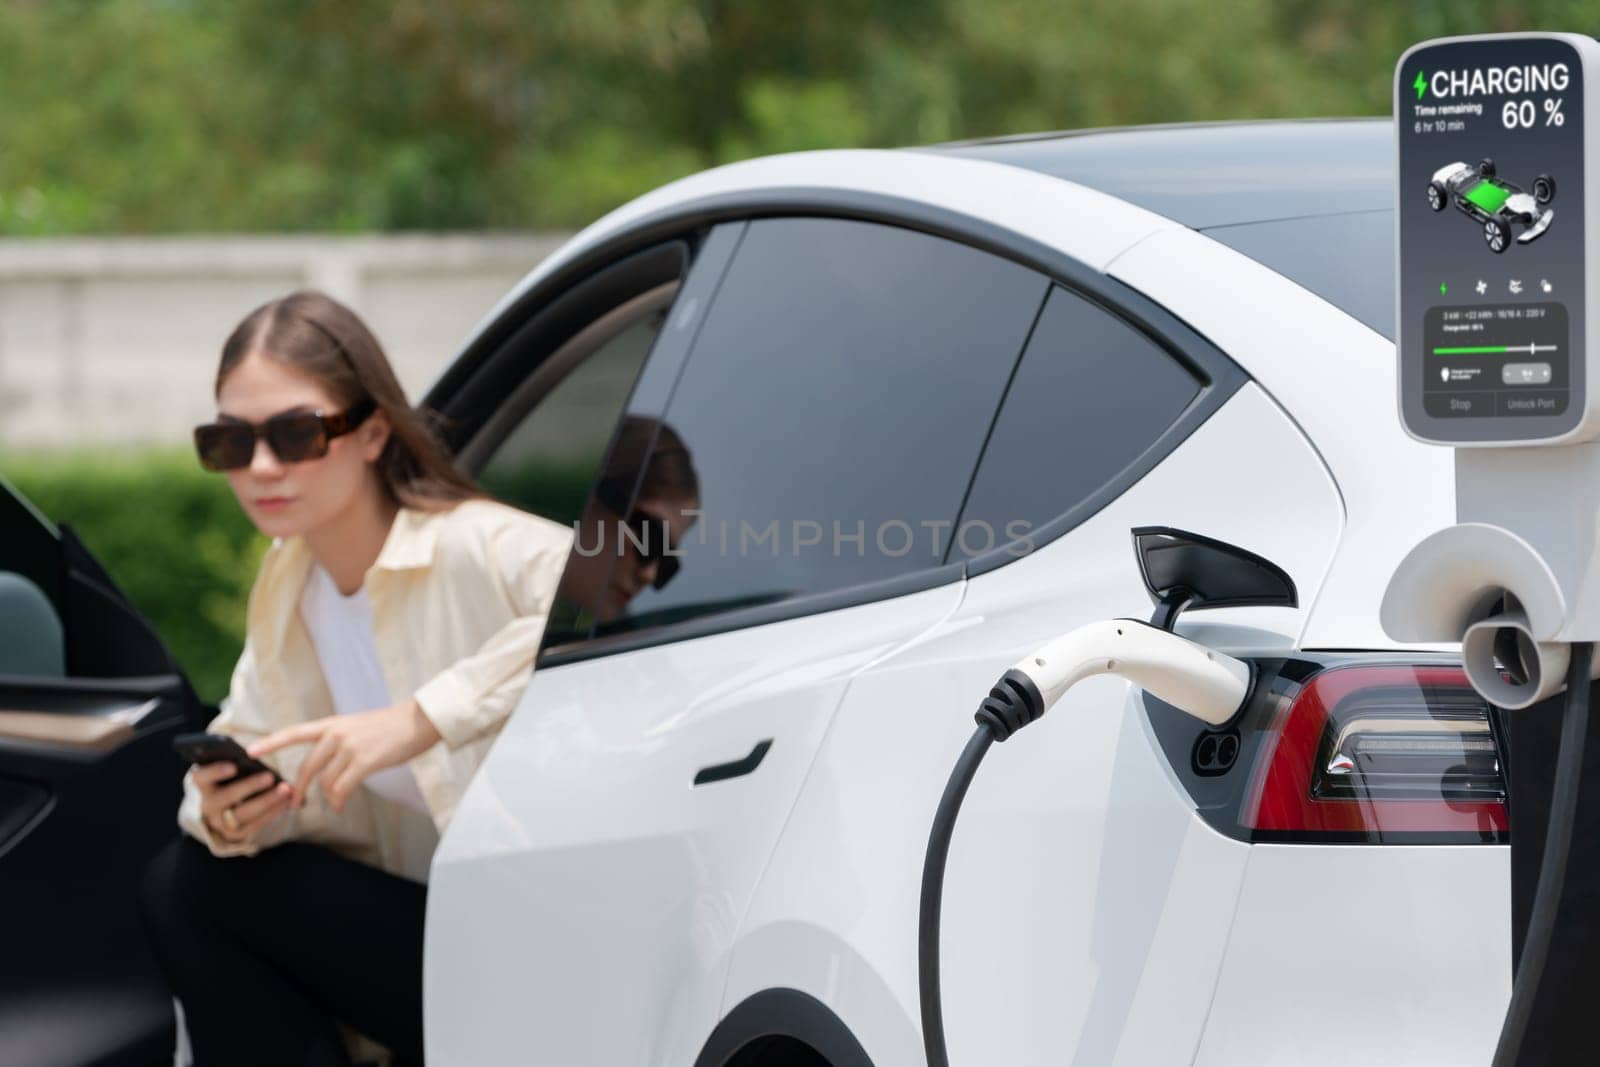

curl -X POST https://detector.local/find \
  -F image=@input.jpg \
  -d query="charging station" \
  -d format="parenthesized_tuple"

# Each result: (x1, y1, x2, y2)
(919, 30, 1600, 1067)
(1382, 31, 1600, 1066)
(1385, 32, 1600, 692)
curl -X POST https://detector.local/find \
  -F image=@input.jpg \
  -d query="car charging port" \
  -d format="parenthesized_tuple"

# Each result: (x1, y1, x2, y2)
(1192, 729, 1241, 776)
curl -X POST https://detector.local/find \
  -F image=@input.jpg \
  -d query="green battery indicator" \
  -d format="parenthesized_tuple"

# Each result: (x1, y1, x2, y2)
(1433, 343, 1559, 355)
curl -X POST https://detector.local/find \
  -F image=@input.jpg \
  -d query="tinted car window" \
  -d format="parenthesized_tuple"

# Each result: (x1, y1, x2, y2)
(476, 310, 664, 526)
(578, 217, 1049, 635)
(951, 285, 1201, 560)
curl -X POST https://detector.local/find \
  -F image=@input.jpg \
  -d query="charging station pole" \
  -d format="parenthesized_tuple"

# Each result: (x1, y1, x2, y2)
(1383, 32, 1600, 1065)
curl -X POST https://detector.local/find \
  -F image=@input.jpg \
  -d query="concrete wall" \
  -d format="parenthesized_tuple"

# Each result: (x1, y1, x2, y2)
(0, 233, 569, 448)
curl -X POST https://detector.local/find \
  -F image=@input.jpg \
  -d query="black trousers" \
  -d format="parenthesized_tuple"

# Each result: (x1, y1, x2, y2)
(138, 833, 427, 1066)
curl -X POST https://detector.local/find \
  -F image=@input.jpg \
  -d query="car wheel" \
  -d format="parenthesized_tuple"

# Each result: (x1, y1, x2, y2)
(1478, 158, 1497, 179)
(1485, 218, 1511, 253)
(1534, 174, 1556, 204)
(1427, 182, 1447, 211)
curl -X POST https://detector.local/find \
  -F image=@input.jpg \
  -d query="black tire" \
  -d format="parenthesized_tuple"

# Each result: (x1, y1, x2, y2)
(1427, 181, 1447, 211)
(1535, 174, 1557, 204)
(1479, 157, 1497, 179)
(1485, 218, 1511, 253)
(728, 1036, 830, 1066)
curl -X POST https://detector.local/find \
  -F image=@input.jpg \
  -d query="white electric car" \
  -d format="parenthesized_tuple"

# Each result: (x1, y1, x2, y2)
(2, 118, 1507, 1066)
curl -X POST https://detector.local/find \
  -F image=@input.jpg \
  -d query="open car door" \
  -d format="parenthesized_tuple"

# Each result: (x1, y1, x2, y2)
(0, 475, 208, 1066)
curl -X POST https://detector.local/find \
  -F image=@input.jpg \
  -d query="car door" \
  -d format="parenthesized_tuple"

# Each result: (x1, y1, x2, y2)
(0, 477, 209, 1067)
(422, 215, 1055, 1065)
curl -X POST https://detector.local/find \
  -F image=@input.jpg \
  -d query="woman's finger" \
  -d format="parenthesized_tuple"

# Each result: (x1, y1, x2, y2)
(291, 730, 344, 810)
(318, 748, 357, 812)
(217, 770, 280, 810)
(247, 721, 322, 759)
(201, 797, 247, 842)
(233, 782, 293, 830)
(328, 759, 369, 815)
(206, 769, 271, 812)
(192, 761, 237, 789)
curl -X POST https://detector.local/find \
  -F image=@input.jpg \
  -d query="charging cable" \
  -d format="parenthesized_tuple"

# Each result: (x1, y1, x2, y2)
(918, 619, 1251, 1067)
(1493, 642, 1594, 1066)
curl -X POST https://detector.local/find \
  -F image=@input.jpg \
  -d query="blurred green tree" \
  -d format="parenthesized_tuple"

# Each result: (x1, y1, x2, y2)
(0, 0, 1578, 235)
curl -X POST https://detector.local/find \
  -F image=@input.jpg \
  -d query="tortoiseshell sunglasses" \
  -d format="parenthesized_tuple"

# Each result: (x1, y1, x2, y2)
(193, 397, 376, 471)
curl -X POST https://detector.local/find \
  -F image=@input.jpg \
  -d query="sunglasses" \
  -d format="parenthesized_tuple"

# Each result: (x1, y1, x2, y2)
(193, 397, 377, 472)
(596, 479, 680, 590)
(620, 509, 681, 590)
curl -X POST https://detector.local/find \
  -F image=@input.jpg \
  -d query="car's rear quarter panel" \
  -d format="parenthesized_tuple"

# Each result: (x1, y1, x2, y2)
(730, 383, 1344, 1065)
(1112, 227, 1508, 1064)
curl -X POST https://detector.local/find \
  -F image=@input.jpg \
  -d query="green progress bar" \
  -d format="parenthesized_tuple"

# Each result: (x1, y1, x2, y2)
(1433, 345, 1508, 354)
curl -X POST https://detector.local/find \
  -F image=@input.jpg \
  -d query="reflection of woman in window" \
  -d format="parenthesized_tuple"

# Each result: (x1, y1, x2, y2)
(137, 290, 572, 1066)
(552, 416, 700, 634)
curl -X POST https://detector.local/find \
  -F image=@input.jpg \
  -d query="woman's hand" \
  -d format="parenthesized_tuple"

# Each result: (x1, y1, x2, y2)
(195, 761, 294, 845)
(247, 699, 443, 814)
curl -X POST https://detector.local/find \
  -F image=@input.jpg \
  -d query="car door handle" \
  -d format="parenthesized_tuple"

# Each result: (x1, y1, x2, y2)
(694, 739, 773, 786)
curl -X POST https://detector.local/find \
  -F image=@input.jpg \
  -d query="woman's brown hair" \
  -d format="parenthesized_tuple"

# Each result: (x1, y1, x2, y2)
(217, 289, 484, 511)
(597, 415, 699, 510)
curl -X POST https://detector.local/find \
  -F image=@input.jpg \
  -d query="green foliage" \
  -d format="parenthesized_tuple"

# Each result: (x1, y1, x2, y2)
(476, 454, 601, 530)
(0, 0, 1581, 236)
(0, 449, 265, 705)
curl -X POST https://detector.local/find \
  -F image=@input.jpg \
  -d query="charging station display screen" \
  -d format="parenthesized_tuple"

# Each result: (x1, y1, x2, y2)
(1398, 37, 1585, 442)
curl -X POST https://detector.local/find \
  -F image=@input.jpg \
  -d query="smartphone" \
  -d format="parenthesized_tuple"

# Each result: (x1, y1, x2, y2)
(172, 732, 283, 796)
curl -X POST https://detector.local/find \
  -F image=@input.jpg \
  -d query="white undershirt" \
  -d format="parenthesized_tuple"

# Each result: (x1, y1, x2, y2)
(298, 562, 429, 814)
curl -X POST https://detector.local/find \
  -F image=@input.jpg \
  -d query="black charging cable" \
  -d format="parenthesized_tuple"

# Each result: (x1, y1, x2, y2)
(1493, 641, 1593, 1067)
(919, 669, 1044, 1067)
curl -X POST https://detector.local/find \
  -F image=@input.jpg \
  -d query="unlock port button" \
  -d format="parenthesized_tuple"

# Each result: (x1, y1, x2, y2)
(1499, 391, 1566, 416)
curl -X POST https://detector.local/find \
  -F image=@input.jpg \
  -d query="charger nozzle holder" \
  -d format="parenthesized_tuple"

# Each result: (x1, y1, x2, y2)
(1380, 521, 1600, 708)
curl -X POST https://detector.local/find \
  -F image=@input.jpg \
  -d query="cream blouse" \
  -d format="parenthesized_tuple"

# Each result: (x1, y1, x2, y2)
(176, 498, 574, 884)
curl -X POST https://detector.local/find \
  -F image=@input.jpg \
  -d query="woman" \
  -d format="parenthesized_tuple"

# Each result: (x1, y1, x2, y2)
(137, 290, 573, 1067)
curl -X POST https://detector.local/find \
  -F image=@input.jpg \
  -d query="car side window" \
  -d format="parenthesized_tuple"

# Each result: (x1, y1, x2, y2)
(571, 216, 1050, 638)
(949, 284, 1202, 561)
(474, 303, 668, 527)
(460, 260, 684, 649)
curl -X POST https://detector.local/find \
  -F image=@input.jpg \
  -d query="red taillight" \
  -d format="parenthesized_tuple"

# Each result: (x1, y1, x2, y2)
(1241, 665, 1507, 838)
